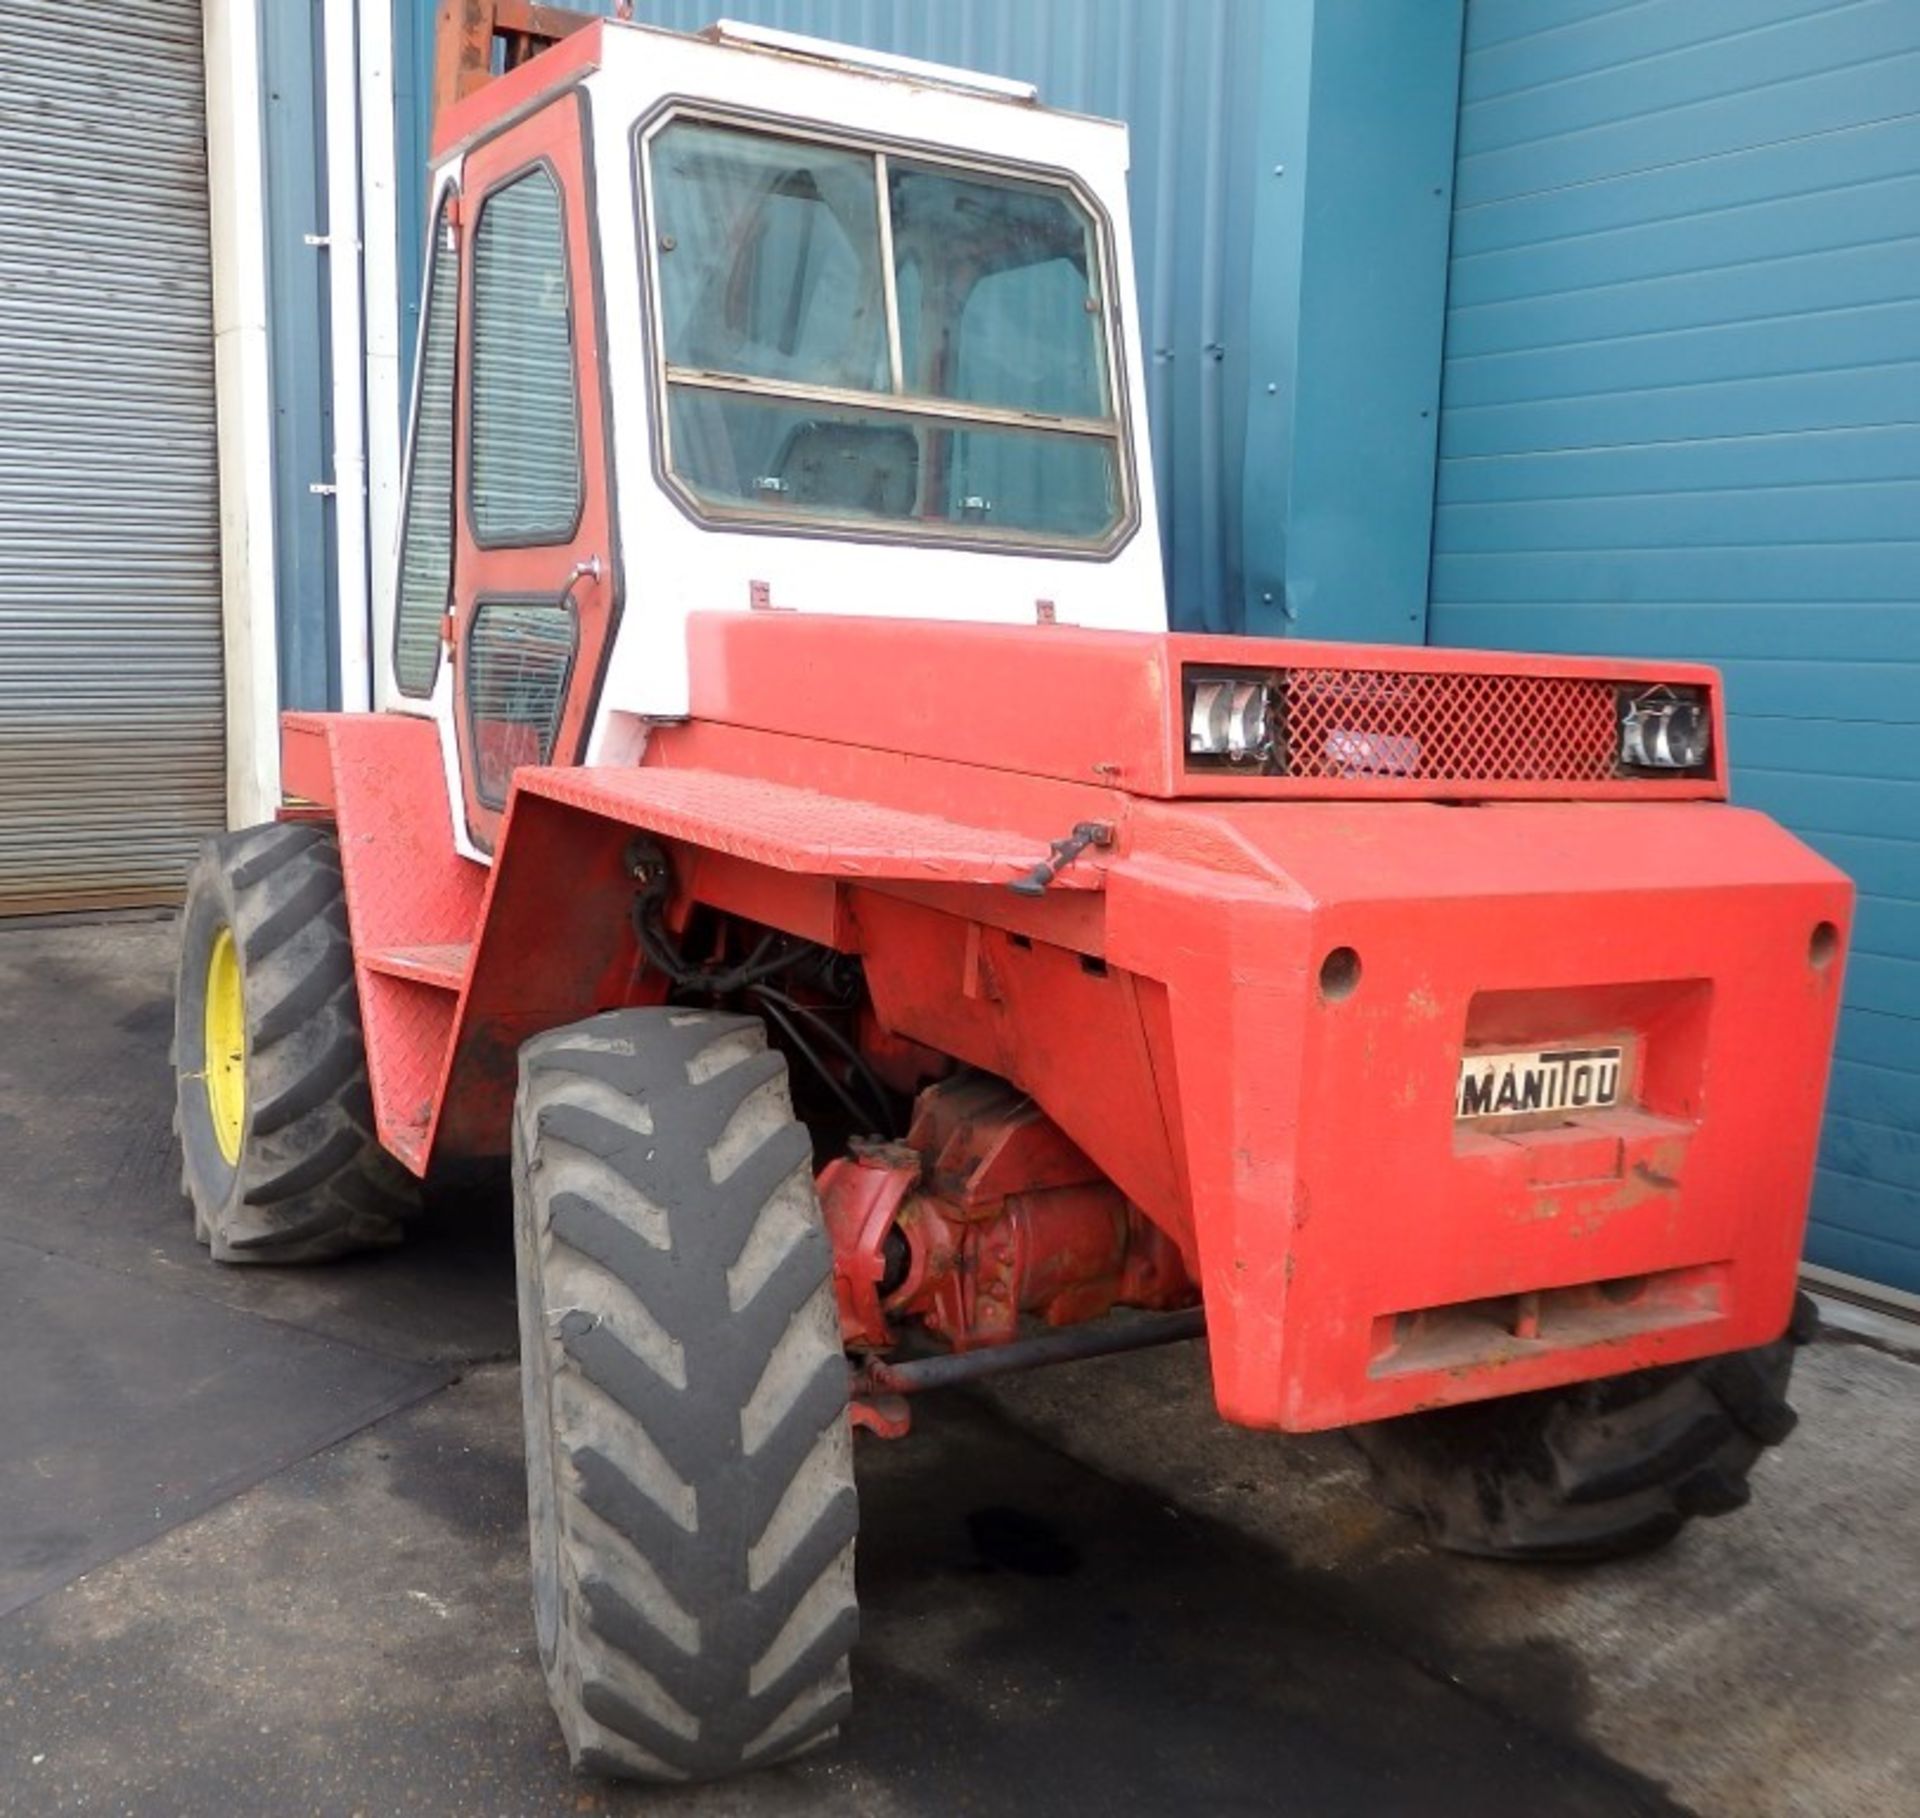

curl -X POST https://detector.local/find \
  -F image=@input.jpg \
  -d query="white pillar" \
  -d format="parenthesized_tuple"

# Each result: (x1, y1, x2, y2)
(358, 0, 405, 712)
(322, 0, 373, 712)
(202, 0, 282, 826)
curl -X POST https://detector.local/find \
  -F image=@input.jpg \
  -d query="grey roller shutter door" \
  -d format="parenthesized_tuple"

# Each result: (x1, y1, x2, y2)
(0, 0, 224, 914)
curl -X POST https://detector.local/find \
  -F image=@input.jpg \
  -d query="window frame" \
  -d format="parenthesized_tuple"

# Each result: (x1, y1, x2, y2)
(463, 156, 588, 553)
(392, 182, 461, 700)
(633, 103, 1140, 559)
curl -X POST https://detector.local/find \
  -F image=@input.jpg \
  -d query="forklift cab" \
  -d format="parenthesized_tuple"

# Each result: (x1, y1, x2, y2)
(391, 17, 1166, 857)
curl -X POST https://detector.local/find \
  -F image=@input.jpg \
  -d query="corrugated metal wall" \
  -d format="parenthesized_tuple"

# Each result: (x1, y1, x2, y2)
(1430, 0, 1920, 1291)
(0, 0, 225, 913)
(393, 0, 1274, 634)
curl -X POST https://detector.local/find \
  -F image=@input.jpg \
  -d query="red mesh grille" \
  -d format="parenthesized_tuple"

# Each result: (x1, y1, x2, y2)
(1280, 669, 1623, 784)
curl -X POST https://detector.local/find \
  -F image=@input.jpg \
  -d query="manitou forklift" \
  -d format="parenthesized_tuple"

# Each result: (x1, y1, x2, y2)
(173, 7, 1849, 1784)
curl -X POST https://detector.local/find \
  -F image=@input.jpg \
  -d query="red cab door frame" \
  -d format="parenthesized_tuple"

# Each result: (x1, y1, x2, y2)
(452, 92, 618, 852)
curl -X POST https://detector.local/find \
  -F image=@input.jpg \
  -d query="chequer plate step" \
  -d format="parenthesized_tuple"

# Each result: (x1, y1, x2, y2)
(517, 766, 1108, 889)
(361, 943, 472, 992)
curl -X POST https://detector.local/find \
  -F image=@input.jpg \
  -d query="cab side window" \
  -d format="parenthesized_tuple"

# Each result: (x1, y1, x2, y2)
(393, 194, 458, 698)
(468, 165, 582, 545)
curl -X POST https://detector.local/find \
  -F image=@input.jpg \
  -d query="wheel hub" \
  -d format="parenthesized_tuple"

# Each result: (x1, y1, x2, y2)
(203, 925, 246, 1165)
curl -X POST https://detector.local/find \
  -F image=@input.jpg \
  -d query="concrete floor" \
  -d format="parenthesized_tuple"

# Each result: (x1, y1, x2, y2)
(985, 1339, 1920, 1818)
(1, 918, 1914, 1816)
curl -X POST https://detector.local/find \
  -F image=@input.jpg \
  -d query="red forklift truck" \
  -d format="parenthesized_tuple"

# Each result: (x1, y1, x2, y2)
(172, 7, 1850, 1784)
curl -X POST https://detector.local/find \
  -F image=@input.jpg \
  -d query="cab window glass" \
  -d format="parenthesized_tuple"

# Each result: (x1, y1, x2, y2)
(466, 600, 577, 807)
(890, 161, 1108, 419)
(652, 123, 887, 392)
(645, 118, 1127, 549)
(469, 166, 582, 545)
(393, 193, 458, 697)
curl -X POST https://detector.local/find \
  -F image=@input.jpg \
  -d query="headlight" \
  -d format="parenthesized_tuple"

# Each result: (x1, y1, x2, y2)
(1617, 684, 1711, 772)
(1186, 670, 1280, 769)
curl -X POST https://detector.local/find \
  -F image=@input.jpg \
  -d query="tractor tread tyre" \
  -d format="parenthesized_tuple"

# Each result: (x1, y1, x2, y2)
(514, 1008, 858, 1785)
(1349, 1295, 1818, 1563)
(173, 822, 417, 1264)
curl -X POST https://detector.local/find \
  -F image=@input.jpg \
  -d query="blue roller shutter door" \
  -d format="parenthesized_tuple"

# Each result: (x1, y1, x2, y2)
(1431, 0, 1920, 1292)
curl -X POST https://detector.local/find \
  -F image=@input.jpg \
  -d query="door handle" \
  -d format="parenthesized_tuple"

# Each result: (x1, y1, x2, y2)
(559, 555, 604, 614)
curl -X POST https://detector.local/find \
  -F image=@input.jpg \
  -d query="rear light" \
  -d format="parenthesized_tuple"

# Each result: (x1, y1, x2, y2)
(1617, 684, 1711, 773)
(1185, 669, 1280, 770)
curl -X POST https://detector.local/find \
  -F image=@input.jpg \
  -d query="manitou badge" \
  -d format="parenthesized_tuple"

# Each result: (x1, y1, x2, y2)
(1456, 1046, 1625, 1120)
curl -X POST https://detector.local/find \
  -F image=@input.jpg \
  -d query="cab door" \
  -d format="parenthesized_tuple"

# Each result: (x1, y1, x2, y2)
(452, 95, 616, 852)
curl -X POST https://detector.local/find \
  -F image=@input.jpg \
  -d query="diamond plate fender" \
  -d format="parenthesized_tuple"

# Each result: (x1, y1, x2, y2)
(281, 714, 484, 1171)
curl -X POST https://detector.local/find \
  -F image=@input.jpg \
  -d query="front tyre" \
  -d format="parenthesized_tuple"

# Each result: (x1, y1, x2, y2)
(1349, 1297, 1819, 1563)
(514, 1008, 859, 1784)
(173, 822, 417, 1263)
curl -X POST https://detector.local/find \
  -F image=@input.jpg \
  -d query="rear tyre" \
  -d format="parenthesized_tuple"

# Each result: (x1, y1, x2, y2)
(172, 822, 417, 1263)
(1349, 1296, 1819, 1563)
(514, 1008, 859, 1784)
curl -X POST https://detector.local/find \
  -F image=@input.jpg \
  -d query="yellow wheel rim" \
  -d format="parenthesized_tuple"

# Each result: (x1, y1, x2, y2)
(204, 926, 247, 1166)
